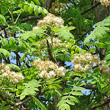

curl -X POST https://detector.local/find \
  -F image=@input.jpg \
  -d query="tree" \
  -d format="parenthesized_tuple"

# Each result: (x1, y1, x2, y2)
(0, 0, 110, 110)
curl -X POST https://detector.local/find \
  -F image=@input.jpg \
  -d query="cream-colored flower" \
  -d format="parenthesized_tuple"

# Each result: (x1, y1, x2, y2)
(40, 70, 47, 78)
(79, 55, 86, 63)
(100, 0, 109, 7)
(72, 56, 80, 64)
(32, 26, 39, 30)
(2, 72, 8, 77)
(4, 66, 10, 71)
(93, 55, 99, 64)
(83, 64, 91, 72)
(73, 64, 83, 72)
(48, 71, 56, 78)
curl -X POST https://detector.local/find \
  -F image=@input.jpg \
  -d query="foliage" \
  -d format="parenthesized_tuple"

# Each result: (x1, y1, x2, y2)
(0, 0, 110, 110)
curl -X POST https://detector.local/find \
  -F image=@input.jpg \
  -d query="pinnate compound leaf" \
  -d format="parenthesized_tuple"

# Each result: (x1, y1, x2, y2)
(20, 79, 41, 100)
(55, 26, 75, 41)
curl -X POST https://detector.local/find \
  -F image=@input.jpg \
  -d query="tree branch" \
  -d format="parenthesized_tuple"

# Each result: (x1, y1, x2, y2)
(46, 39, 55, 62)
(90, 97, 110, 110)
(15, 97, 31, 106)
(81, 2, 101, 15)
(82, 85, 97, 90)
(21, 15, 43, 23)
(0, 93, 14, 106)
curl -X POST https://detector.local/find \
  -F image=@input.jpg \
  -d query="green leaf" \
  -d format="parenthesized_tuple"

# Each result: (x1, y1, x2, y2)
(69, 96, 79, 103)
(56, 26, 74, 41)
(88, 80, 96, 85)
(42, 8, 48, 16)
(20, 79, 41, 100)
(66, 100, 75, 105)
(33, 0, 40, 5)
(71, 91, 83, 96)
(84, 17, 110, 45)
(38, 7, 42, 13)
(0, 14, 6, 25)
(103, 86, 109, 93)
(28, 5, 33, 14)
(107, 90, 110, 96)
(33, 97, 47, 110)
(95, 42, 106, 48)
(24, 4, 29, 12)
(86, 42, 95, 46)
(40, 0, 44, 3)
(104, 54, 110, 60)
(19, 28, 44, 40)
(20, 53, 27, 63)
(0, 48, 11, 57)
(34, 6, 38, 16)
(7, 64, 20, 71)
(43, 9, 48, 15)
(1, 38, 9, 49)
(97, 82, 102, 93)
(73, 87, 85, 91)
(9, 37, 17, 51)
(59, 104, 70, 110)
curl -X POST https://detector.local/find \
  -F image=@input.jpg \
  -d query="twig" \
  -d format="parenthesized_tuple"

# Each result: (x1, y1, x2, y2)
(14, 13, 21, 24)
(21, 16, 43, 23)
(81, 2, 101, 15)
(0, 93, 14, 106)
(46, 39, 55, 62)
(8, 9, 14, 23)
(90, 97, 110, 110)
(82, 85, 97, 90)
(15, 97, 31, 106)
(1, 26, 8, 38)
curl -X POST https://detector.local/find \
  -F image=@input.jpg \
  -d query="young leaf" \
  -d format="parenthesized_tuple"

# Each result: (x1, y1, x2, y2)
(0, 14, 6, 25)
(7, 64, 21, 71)
(20, 79, 41, 100)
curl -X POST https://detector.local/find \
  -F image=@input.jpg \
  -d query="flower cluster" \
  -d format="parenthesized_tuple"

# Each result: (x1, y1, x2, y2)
(33, 59, 65, 79)
(38, 37, 63, 48)
(49, 2, 66, 13)
(100, 60, 110, 73)
(0, 63, 24, 83)
(33, 13, 64, 29)
(73, 53, 99, 72)
(100, 0, 109, 7)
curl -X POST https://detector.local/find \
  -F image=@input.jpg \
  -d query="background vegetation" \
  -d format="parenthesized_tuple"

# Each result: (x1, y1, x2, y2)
(0, 0, 110, 110)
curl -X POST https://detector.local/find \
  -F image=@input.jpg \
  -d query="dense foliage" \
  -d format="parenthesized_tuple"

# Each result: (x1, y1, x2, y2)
(0, 0, 110, 110)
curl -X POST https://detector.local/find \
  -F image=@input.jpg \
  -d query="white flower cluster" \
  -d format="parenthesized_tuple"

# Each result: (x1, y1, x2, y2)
(33, 59, 65, 79)
(100, 60, 110, 73)
(33, 13, 64, 29)
(100, 0, 109, 7)
(73, 53, 99, 72)
(39, 37, 63, 48)
(49, 2, 66, 13)
(0, 63, 24, 83)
